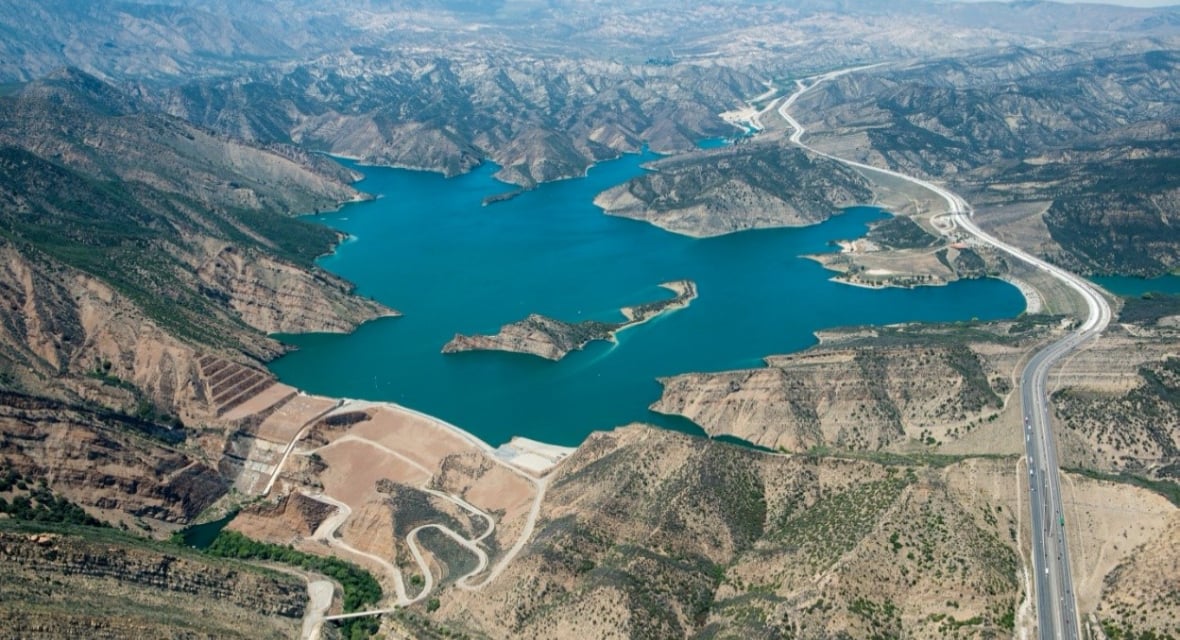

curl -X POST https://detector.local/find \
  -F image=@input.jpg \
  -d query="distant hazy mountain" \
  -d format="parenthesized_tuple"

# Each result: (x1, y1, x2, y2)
(0, 0, 1176, 82)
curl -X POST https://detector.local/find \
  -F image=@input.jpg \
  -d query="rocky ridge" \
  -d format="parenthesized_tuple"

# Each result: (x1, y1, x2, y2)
(404, 426, 1024, 639)
(0, 392, 225, 527)
(0, 72, 394, 421)
(163, 52, 760, 188)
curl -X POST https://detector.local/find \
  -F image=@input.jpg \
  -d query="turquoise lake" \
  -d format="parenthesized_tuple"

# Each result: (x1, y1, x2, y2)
(270, 151, 1026, 447)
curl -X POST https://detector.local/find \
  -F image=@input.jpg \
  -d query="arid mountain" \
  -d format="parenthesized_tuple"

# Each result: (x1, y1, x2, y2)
(0, 521, 307, 638)
(0, 2, 1177, 639)
(3, 0, 1176, 84)
(0, 71, 392, 526)
(652, 320, 1043, 454)
(0, 67, 364, 215)
(0, 72, 390, 338)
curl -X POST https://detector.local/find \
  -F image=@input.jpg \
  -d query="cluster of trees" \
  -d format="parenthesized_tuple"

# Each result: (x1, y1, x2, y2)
(0, 469, 106, 528)
(204, 530, 382, 638)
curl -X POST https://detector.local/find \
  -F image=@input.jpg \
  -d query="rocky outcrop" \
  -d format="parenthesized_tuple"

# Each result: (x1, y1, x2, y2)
(196, 244, 397, 336)
(443, 281, 696, 360)
(0, 69, 367, 216)
(797, 46, 1180, 276)
(0, 239, 264, 420)
(235, 493, 337, 539)
(0, 73, 395, 419)
(0, 528, 305, 638)
(164, 53, 758, 188)
(443, 314, 615, 361)
(594, 142, 873, 237)
(0, 393, 226, 525)
(0, 72, 394, 538)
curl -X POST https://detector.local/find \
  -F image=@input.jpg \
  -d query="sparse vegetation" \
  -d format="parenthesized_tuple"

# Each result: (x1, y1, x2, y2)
(773, 475, 912, 570)
(1065, 468, 1180, 508)
(1119, 292, 1180, 325)
(1054, 356, 1180, 475)
(867, 215, 940, 250)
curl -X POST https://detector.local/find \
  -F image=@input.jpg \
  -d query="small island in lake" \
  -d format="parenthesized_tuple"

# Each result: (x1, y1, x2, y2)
(442, 280, 698, 360)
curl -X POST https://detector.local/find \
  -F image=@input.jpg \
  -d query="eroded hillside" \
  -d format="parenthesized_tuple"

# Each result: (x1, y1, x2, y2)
(0, 72, 393, 427)
(652, 320, 1049, 455)
(0, 521, 307, 638)
(378, 425, 1180, 640)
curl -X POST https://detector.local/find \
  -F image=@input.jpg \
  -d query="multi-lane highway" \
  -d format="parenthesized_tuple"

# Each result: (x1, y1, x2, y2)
(776, 68, 1113, 639)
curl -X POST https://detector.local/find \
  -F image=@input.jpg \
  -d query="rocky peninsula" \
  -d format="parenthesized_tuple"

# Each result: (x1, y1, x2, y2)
(443, 280, 697, 360)
(593, 142, 872, 237)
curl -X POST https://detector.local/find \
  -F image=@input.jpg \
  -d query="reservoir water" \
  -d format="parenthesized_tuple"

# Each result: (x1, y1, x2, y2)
(270, 151, 1025, 447)
(1092, 275, 1180, 297)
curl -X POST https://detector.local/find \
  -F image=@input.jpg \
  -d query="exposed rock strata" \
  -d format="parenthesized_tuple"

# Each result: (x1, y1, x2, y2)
(443, 314, 617, 361)
(195, 243, 397, 336)
(1048, 321, 1180, 479)
(164, 55, 759, 188)
(795, 46, 1180, 276)
(0, 73, 394, 418)
(0, 68, 367, 215)
(0, 527, 305, 638)
(0, 71, 394, 544)
(443, 280, 697, 360)
(0, 393, 226, 526)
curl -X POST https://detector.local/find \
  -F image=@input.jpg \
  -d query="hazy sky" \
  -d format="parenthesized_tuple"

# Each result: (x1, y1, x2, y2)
(1033, 0, 1176, 5)
(1052, 0, 1178, 5)
(957, 0, 1178, 5)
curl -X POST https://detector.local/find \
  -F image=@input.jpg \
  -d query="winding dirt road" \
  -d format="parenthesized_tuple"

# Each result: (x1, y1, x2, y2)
(280, 423, 549, 628)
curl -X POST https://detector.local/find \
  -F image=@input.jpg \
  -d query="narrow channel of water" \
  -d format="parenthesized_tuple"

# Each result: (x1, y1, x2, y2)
(1092, 274, 1180, 297)
(178, 511, 236, 549)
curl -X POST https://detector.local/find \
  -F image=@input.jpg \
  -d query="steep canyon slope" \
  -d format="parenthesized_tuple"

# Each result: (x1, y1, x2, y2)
(0, 71, 393, 529)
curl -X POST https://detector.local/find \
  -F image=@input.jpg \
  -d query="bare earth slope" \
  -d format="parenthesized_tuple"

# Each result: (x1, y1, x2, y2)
(372, 424, 1180, 640)
(396, 426, 1018, 638)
